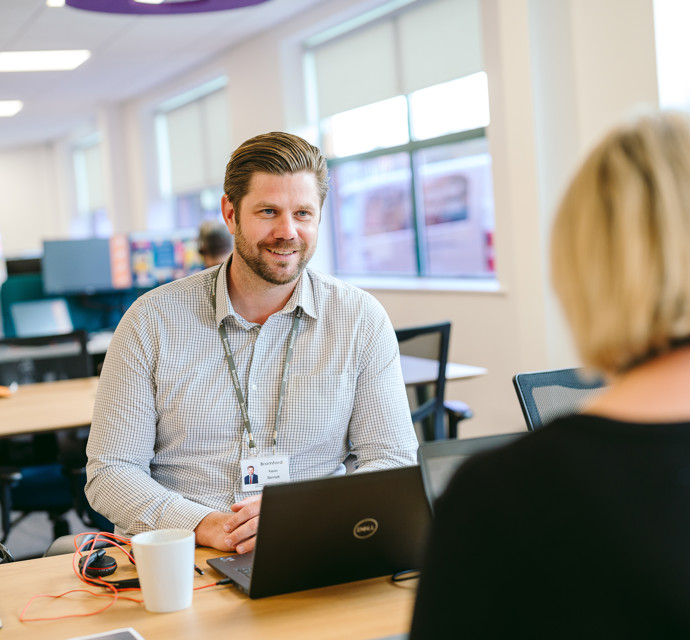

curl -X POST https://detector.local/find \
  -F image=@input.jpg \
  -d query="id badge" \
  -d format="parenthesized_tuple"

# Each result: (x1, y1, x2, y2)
(240, 455, 290, 492)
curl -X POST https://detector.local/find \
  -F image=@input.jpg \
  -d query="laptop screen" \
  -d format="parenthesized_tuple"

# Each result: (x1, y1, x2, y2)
(418, 433, 525, 507)
(10, 298, 74, 338)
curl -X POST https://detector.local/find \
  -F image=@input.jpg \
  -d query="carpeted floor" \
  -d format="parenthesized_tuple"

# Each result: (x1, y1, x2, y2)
(4, 509, 94, 561)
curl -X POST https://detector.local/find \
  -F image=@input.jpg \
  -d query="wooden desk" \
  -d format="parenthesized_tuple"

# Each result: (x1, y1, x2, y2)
(0, 546, 417, 639)
(0, 358, 486, 437)
(400, 355, 487, 386)
(0, 377, 99, 438)
(0, 359, 487, 437)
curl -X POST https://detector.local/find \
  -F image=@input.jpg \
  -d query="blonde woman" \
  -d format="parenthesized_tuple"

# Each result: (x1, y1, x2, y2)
(411, 112, 690, 637)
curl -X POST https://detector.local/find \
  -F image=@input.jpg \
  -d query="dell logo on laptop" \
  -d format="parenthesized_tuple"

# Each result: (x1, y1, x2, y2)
(353, 518, 379, 539)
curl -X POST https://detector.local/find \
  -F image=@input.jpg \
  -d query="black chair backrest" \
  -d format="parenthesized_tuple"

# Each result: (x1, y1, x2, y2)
(512, 367, 607, 430)
(395, 321, 451, 441)
(0, 330, 91, 386)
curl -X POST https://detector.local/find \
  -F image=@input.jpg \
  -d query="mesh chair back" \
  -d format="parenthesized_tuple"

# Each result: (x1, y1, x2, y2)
(513, 367, 607, 430)
(395, 322, 451, 441)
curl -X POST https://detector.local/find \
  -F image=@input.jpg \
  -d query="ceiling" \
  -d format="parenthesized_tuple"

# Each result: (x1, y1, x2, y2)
(0, 0, 328, 150)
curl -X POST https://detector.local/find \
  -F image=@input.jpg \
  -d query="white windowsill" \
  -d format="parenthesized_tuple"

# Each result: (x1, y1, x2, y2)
(341, 275, 504, 294)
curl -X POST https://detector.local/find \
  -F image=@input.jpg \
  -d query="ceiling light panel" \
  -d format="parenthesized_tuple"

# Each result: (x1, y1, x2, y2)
(0, 50, 91, 72)
(0, 100, 23, 117)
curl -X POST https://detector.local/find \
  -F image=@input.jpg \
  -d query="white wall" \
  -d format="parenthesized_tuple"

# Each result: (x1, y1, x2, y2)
(0, 144, 66, 256)
(0, 0, 660, 436)
(529, 0, 659, 374)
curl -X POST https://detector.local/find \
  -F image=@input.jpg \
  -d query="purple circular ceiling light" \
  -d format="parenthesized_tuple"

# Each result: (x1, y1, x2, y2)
(65, 0, 270, 15)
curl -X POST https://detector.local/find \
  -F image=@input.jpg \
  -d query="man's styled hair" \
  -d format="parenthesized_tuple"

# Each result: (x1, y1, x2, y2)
(223, 132, 329, 212)
(551, 111, 690, 374)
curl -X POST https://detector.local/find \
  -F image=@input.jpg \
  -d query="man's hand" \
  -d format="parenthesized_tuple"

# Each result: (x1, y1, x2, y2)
(194, 511, 236, 551)
(193, 495, 262, 553)
(224, 495, 262, 554)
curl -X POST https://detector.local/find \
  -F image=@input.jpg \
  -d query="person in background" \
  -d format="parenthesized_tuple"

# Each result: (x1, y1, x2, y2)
(197, 220, 233, 268)
(86, 131, 417, 555)
(410, 111, 690, 637)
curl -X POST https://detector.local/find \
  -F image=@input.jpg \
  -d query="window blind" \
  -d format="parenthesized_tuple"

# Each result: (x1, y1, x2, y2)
(164, 88, 229, 195)
(310, 0, 483, 118)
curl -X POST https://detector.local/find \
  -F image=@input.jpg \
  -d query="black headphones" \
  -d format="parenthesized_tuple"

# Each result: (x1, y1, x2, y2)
(78, 547, 140, 590)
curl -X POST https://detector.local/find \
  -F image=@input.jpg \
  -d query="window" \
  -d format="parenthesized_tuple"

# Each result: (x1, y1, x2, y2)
(72, 136, 112, 238)
(155, 78, 229, 231)
(331, 150, 415, 276)
(174, 187, 224, 230)
(654, 0, 690, 110)
(308, 0, 494, 280)
(326, 87, 493, 278)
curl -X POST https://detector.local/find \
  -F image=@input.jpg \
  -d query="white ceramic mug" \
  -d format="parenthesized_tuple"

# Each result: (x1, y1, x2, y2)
(130, 528, 195, 613)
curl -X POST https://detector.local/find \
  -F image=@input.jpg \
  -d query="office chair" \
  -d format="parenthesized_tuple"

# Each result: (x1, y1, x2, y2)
(0, 541, 14, 563)
(395, 322, 473, 441)
(0, 273, 44, 338)
(512, 367, 607, 430)
(0, 330, 96, 543)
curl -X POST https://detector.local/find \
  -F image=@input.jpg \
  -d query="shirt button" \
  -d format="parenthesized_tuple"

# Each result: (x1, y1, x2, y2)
(251, 383, 258, 391)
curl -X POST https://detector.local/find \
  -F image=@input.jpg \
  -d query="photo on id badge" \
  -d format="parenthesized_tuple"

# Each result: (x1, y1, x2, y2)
(240, 456, 290, 492)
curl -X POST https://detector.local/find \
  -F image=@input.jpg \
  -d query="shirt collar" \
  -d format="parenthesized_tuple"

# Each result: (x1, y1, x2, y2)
(214, 255, 234, 327)
(280, 268, 317, 320)
(214, 253, 318, 326)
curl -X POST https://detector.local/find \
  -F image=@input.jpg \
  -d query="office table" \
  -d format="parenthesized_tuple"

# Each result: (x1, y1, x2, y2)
(0, 545, 417, 639)
(0, 377, 99, 438)
(400, 355, 487, 386)
(0, 357, 486, 438)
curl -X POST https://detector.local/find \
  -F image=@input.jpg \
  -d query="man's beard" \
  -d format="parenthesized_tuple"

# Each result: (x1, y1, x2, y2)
(234, 225, 314, 285)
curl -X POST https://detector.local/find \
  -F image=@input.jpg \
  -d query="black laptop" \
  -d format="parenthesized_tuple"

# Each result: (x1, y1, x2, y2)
(417, 433, 525, 510)
(207, 465, 431, 598)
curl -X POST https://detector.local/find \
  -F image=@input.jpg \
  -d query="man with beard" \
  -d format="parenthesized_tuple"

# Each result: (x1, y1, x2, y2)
(85, 132, 417, 553)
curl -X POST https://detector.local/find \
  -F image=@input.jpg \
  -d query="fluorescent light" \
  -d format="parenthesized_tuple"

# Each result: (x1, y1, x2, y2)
(46, 0, 66, 7)
(0, 50, 91, 72)
(0, 101, 23, 117)
(134, 0, 166, 3)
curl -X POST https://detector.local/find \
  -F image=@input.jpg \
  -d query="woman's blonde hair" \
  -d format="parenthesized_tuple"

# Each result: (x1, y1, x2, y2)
(552, 111, 690, 374)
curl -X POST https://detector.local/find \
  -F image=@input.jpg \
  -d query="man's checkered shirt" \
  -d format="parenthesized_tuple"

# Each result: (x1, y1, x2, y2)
(85, 259, 417, 536)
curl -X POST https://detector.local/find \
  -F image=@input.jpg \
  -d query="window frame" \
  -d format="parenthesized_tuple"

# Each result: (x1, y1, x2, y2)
(325, 123, 490, 280)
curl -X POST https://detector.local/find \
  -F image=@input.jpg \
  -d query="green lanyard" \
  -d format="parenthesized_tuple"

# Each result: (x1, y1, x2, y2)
(211, 265, 302, 449)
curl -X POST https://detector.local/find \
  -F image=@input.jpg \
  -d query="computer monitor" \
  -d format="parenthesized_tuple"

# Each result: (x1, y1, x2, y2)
(42, 236, 133, 295)
(129, 230, 203, 288)
(10, 298, 74, 338)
